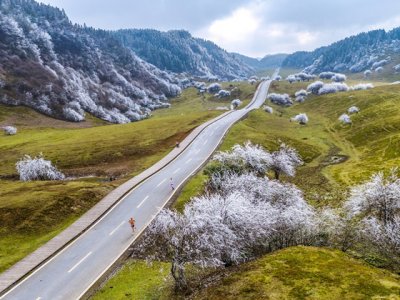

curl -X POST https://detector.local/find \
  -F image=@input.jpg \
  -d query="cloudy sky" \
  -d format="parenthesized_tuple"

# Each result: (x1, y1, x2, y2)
(39, 0, 400, 57)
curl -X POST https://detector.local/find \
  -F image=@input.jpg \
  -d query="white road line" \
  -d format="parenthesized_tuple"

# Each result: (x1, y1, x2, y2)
(156, 178, 167, 187)
(137, 195, 149, 208)
(109, 221, 125, 236)
(185, 158, 192, 164)
(173, 168, 180, 174)
(203, 139, 208, 145)
(68, 252, 92, 273)
(35, 297, 41, 300)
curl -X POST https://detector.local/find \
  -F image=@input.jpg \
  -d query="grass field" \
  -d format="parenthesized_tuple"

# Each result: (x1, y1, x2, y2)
(0, 81, 257, 273)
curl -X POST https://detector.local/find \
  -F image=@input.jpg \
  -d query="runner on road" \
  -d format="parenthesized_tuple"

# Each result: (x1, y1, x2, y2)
(170, 178, 175, 191)
(129, 217, 135, 233)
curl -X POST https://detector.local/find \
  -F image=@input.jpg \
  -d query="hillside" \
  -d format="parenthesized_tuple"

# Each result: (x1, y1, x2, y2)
(94, 247, 400, 300)
(283, 28, 400, 75)
(115, 29, 253, 80)
(0, 0, 253, 124)
(233, 53, 288, 71)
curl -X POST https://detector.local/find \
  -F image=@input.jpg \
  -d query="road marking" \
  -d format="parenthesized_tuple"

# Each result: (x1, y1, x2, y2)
(185, 158, 192, 164)
(203, 139, 208, 145)
(35, 297, 42, 300)
(68, 252, 92, 273)
(156, 178, 166, 187)
(109, 221, 125, 236)
(173, 168, 180, 174)
(137, 195, 149, 208)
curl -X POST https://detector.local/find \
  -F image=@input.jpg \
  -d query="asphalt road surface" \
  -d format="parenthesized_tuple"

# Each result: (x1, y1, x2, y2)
(1, 78, 273, 300)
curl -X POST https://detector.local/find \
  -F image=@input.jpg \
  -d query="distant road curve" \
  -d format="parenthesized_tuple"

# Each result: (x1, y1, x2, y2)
(0, 74, 276, 300)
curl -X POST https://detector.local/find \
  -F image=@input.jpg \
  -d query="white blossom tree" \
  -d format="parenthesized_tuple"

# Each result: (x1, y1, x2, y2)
(292, 113, 309, 125)
(3, 126, 17, 135)
(348, 106, 360, 114)
(16, 154, 65, 181)
(270, 144, 303, 180)
(339, 113, 352, 124)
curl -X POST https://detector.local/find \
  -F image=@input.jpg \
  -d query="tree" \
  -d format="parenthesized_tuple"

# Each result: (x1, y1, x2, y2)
(346, 171, 400, 225)
(270, 144, 303, 180)
(16, 154, 65, 181)
(292, 113, 309, 125)
(3, 126, 17, 135)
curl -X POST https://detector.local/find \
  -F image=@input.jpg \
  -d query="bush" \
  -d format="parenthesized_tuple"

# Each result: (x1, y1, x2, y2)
(292, 113, 309, 125)
(207, 83, 222, 93)
(264, 105, 273, 113)
(348, 106, 360, 114)
(350, 83, 374, 91)
(307, 81, 324, 95)
(231, 99, 242, 109)
(267, 93, 292, 106)
(3, 126, 17, 135)
(339, 113, 351, 124)
(331, 73, 347, 82)
(16, 154, 65, 181)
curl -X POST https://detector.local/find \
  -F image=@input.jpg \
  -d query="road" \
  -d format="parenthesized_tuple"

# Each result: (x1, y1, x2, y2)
(0, 78, 273, 300)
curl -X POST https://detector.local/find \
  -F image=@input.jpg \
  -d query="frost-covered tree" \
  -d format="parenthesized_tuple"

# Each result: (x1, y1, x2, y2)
(350, 83, 374, 91)
(16, 154, 65, 181)
(394, 64, 400, 72)
(331, 73, 347, 82)
(318, 83, 349, 95)
(295, 90, 308, 97)
(207, 83, 222, 93)
(3, 126, 17, 135)
(364, 70, 372, 77)
(292, 113, 309, 125)
(307, 81, 324, 95)
(270, 144, 303, 180)
(212, 142, 272, 176)
(215, 89, 231, 98)
(264, 105, 273, 114)
(231, 99, 242, 110)
(346, 171, 400, 225)
(267, 93, 292, 106)
(319, 72, 336, 79)
(273, 75, 282, 81)
(348, 106, 360, 114)
(339, 113, 352, 124)
(295, 96, 306, 103)
(375, 66, 384, 73)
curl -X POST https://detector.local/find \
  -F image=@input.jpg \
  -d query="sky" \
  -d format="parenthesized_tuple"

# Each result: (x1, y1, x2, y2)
(39, 0, 400, 57)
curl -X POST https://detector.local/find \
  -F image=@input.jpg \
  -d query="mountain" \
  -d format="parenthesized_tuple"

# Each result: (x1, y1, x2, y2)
(233, 53, 288, 71)
(115, 29, 253, 80)
(0, 0, 252, 124)
(282, 28, 400, 74)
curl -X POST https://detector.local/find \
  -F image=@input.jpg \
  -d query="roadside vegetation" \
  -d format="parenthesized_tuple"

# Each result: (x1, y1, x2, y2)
(0, 81, 257, 273)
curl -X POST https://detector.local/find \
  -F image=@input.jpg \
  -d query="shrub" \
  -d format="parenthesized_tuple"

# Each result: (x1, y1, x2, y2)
(339, 113, 351, 124)
(292, 113, 309, 125)
(16, 154, 65, 181)
(307, 81, 324, 95)
(3, 126, 17, 135)
(331, 73, 347, 82)
(350, 83, 374, 91)
(348, 106, 360, 114)
(267, 93, 292, 106)
(207, 83, 222, 93)
(264, 105, 273, 113)
(231, 99, 242, 109)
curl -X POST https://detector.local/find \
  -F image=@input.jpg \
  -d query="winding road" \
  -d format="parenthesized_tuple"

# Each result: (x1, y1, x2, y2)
(0, 77, 273, 300)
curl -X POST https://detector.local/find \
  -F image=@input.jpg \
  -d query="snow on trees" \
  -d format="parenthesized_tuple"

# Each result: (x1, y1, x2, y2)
(295, 90, 308, 97)
(231, 99, 242, 110)
(264, 105, 273, 114)
(213, 142, 272, 176)
(307, 81, 324, 95)
(16, 154, 65, 181)
(375, 66, 384, 73)
(273, 75, 282, 81)
(292, 113, 309, 125)
(138, 167, 316, 290)
(339, 113, 352, 124)
(318, 83, 349, 95)
(215, 89, 231, 98)
(350, 83, 374, 91)
(319, 72, 336, 79)
(331, 73, 347, 82)
(295, 96, 306, 103)
(267, 93, 293, 106)
(348, 106, 360, 114)
(372, 59, 388, 70)
(286, 73, 315, 83)
(3, 126, 17, 135)
(344, 171, 400, 265)
(207, 83, 222, 93)
(364, 70, 372, 77)
(345, 171, 400, 225)
(269, 144, 303, 180)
